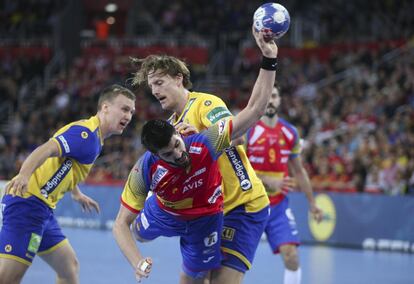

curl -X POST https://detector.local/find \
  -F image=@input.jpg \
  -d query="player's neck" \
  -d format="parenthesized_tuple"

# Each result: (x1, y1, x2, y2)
(261, 114, 278, 127)
(174, 89, 190, 117)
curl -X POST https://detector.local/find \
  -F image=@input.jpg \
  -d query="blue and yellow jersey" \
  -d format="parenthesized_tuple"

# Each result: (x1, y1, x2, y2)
(24, 116, 103, 208)
(122, 120, 232, 219)
(168, 92, 269, 214)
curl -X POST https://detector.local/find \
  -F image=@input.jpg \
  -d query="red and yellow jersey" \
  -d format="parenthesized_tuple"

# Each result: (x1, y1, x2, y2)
(121, 120, 232, 219)
(24, 116, 103, 208)
(168, 91, 269, 214)
(246, 118, 301, 206)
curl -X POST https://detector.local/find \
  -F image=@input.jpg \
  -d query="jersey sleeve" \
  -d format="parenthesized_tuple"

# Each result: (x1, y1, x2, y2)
(52, 125, 99, 164)
(121, 156, 149, 213)
(203, 118, 233, 156)
(289, 126, 302, 159)
(199, 96, 233, 127)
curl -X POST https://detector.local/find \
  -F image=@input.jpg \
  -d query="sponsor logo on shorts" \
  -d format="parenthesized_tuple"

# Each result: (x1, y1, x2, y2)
(206, 107, 232, 124)
(27, 233, 42, 254)
(140, 212, 149, 230)
(204, 232, 218, 247)
(222, 227, 235, 241)
(40, 159, 73, 198)
(202, 256, 215, 263)
(225, 147, 252, 191)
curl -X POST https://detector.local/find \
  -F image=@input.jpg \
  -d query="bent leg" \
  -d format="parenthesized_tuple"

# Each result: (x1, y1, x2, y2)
(210, 266, 243, 284)
(39, 240, 79, 284)
(0, 258, 29, 284)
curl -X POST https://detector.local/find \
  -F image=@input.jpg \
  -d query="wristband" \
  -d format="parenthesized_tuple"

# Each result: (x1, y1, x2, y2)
(261, 56, 277, 71)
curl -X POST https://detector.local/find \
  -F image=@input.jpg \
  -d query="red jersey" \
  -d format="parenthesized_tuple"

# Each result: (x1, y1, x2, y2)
(121, 120, 232, 219)
(246, 118, 301, 206)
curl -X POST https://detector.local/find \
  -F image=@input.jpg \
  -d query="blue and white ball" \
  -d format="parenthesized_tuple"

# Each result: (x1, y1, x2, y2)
(253, 3, 290, 39)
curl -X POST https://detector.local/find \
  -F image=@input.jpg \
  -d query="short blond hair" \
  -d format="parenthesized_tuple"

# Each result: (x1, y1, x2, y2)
(98, 84, 136, 111)
(130, 55, 192, 89)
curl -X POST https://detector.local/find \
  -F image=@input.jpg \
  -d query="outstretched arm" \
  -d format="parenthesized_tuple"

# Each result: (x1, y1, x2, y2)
(6, 139, 60, 196)
(231, 28, 278, 140)
(113, 205, 152, 281)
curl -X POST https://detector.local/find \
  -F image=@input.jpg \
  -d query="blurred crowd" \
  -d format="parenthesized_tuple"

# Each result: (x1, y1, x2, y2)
(0, 0, 413, 195)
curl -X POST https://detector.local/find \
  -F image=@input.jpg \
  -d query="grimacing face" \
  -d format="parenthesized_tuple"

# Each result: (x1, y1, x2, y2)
(157, 134, 190, 168)
(147, 70, 182, 111)
(265, 87, 281, 118)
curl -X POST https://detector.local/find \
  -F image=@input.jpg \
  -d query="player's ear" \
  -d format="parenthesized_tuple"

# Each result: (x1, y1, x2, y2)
(175, 73, 183, 86)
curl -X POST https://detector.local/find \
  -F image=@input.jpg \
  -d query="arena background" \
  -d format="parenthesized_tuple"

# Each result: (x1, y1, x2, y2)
(0, 0, 413, 283)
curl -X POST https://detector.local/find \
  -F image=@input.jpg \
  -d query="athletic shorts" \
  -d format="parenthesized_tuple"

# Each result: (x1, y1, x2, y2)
(132, 195, 223, 274)
(220, 204, 269, 273)
(265, 197, 300, 253)
(0, 195, 67, 266)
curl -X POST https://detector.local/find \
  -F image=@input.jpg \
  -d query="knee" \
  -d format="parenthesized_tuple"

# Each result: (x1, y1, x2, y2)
(282, 249, 299, 270)
(58, 255, 80, 280)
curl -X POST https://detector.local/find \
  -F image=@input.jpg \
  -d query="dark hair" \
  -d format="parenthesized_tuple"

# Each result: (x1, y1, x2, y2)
(98, 84, 136, 111)
(141, 119, 175, 153)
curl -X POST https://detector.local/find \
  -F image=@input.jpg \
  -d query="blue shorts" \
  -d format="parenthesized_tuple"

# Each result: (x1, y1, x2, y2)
(265, 197, 300, 253)
(132, 195, 223, 274)
(220, 204, 269, 273)
(0, 195, 67, 266)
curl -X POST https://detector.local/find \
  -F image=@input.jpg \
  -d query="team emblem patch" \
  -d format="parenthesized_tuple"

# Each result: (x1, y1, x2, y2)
(222, 227, 235, 241)
(5, 244, 12, 252)
(81, 131, 89, 139)
(204, 100, 212, 106)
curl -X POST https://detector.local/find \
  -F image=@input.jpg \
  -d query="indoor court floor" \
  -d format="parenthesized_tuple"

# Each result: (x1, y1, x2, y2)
(23, 228, 413, 284)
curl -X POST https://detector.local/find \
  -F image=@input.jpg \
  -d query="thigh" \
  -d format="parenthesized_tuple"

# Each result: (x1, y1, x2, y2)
(0, 195, 49, 266)
(0, 257, 29, 283)
(39, 240, 77, 278)
(134, 196, 184, 241)
(265, 198, 300, 253)
(220, 204, 269, 273)
(180, 212, 223, 274)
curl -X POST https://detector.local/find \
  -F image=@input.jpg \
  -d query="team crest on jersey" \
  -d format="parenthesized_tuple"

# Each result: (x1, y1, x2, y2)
(150, 166, 168, 190)
(81, 131, 88, 139)
(204, 100, 212, 106)
(279, 138, 286, 146)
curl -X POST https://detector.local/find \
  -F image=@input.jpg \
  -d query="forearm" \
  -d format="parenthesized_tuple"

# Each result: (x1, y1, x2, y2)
(231, 68, 276, 139)
(19, 140, 59, 177)
(295, 169, 316, 206)
(113, 220, 143, 269)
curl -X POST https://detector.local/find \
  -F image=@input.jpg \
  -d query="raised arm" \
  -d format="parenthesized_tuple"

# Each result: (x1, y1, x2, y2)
(231, 28, 278, 140)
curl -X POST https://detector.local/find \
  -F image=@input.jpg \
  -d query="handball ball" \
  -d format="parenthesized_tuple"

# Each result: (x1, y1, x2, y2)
(253, 3, 290, 39)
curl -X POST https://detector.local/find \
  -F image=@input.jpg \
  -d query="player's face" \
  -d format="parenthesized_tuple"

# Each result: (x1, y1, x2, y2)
(265, 87, 281, 118)
(104, 95, 135, 135)
(147, 70, 183, 111)
(157, 134, 190, 168)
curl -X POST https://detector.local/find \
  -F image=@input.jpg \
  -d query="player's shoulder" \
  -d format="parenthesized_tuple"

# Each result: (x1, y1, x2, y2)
(190, 91, 226, 107)
(55, 116, 99, 137)
(278, 118, 299, 138)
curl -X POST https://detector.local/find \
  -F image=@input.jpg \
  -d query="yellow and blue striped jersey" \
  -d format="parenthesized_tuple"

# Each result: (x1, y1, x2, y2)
(168, 92, 269, 214)
(24, 116, 103, 208)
